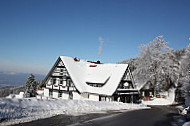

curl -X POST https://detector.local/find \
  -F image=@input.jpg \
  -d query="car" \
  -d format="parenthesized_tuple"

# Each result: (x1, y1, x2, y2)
(182, 106, 190, 121)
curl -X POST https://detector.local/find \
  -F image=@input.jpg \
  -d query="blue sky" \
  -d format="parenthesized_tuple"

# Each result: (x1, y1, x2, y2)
(0, 0, 190, 75)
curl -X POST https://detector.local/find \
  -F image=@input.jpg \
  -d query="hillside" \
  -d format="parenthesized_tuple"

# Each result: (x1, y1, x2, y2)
(0, 72, 45, 97)
(0, 71, 45, 88)
(0, 85, 25, 97)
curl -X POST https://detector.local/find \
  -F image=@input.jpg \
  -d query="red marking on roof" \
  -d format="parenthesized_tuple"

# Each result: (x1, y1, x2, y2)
(89, 65, 97, 67)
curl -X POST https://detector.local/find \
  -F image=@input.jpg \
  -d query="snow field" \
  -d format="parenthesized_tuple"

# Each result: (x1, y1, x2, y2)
(0, 98, 148, 125)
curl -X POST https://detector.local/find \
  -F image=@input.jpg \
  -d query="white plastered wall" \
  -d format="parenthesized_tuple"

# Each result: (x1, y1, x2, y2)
(89, 94, 99, 101)
(73, 92, 82, 100)
(44, 88, 49, 97)
(62, 92, 69, 99)
(53, 91, 59, 98)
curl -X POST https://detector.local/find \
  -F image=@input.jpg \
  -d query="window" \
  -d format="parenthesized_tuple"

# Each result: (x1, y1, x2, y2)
(53, 78, 56, 84)
(86, 83, 104, 87)
(59, 92, 62, 98)
(60, 80, 63, 84)
(149, 92, 152, 96)
(63, 75, 67, 81)
(63, 68, 67, 75)
(60, 69, 64, 72)
(49, 90, 53, 97)
(69, 92, 73, 99)
(60, 69, 64, 75)
(70, 82, 74, 87)
(59, 79, 63, 86)
(66, 79, 70, 87)
(124, 82, 129, 89)
(93, 84, 97, 87)
(100, 96, 106, 101)
(62, 80, 66, 86)
(142, 91, 145, 97)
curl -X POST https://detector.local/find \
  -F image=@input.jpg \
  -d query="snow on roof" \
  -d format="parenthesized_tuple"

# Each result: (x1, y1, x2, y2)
(60, 56, 128, 96)
(85, 64, 112, 84)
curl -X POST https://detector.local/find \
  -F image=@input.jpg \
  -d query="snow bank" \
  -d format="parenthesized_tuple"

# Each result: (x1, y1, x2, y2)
(142, 88, 175, 105)
(0, 98, 148, 125)
(142, 98, 172, 105)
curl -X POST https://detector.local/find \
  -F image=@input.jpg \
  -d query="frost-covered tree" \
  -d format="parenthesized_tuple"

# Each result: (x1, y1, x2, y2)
(119, 58, 139, 72)
(134, 36, 177, 96)
(179, 44, 190, 96)
(24, 74, 37, 97)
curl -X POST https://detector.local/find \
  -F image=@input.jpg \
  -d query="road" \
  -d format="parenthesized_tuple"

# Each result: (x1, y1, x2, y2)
(76, 106, 178, 126)
(15, 106, 179, 126)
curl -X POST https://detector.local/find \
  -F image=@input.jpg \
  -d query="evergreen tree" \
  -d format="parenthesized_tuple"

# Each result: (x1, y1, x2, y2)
(24, 74, 37, 97)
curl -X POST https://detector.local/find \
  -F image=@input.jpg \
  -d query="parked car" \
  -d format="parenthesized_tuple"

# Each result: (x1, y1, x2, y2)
(182, 106, 190, 121)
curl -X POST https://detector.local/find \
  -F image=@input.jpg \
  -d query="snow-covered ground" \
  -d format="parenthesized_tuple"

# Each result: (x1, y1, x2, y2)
(142, 88, 175, 106)
(0, 98, 148, 125)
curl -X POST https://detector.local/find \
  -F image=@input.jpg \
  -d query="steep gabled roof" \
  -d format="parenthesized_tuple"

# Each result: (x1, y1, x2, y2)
(60, 56, 129, 96)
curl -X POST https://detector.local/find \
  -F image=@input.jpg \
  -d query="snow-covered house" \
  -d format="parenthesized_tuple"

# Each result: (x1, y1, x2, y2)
(40, 56, 139, 103)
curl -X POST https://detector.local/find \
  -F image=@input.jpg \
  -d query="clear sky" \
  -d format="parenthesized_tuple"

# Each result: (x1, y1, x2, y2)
(0, 0, 190, 75)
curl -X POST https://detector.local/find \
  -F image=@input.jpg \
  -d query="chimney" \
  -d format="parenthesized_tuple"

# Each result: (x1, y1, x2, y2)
(97, 60, 100, 64)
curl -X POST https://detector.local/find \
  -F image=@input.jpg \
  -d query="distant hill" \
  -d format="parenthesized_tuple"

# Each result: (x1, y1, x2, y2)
(0, 71, 45, 88)
(0, 85, 25, 97)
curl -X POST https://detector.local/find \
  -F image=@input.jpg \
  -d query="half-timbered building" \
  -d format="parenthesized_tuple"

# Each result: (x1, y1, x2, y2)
(39, 56, 139, 103)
